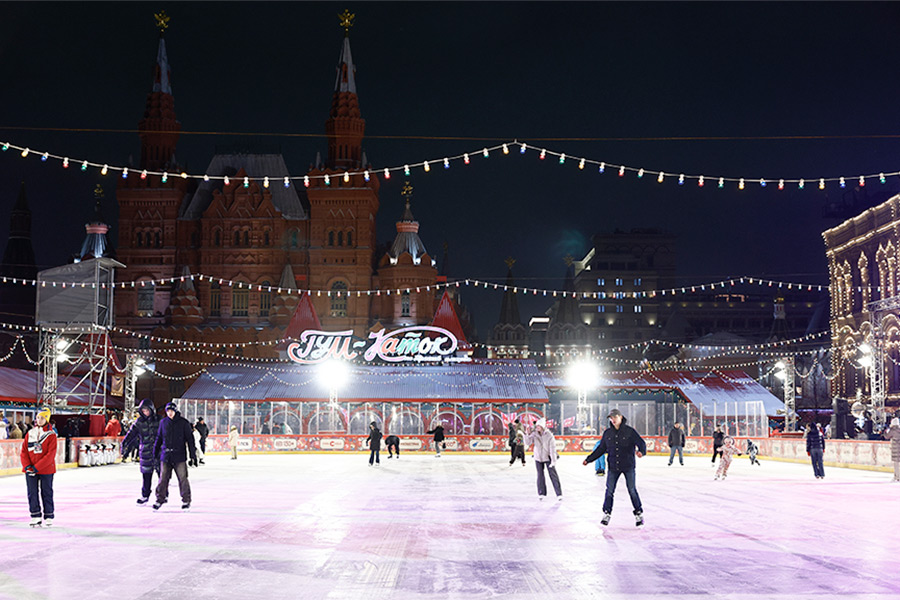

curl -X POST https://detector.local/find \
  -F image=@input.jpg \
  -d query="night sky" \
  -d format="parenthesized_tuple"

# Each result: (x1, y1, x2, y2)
(3, 2, 900, 336)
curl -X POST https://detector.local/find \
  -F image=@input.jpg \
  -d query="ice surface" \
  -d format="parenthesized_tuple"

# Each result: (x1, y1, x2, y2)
(0, 453, 898, 600)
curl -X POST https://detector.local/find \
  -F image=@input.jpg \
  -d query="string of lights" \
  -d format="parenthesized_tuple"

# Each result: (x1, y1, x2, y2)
(5, 136, 900, 192)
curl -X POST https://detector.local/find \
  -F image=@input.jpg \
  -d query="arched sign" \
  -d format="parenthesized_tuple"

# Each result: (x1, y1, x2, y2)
(287, 326, 459, 364)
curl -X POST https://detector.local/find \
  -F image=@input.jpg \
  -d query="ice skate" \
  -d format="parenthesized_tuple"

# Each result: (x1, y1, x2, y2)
(600, 512, 611, 526)
(152, 500, 165, 511)
(539, 496, 545, 501)
(43, 518, 53, 527)
(182, 502, 190, 510)
(136, 496, 150, 505)
(557, 495, 563, 502)
(634, 511, 644, 527)
(29, 516, 42, 528)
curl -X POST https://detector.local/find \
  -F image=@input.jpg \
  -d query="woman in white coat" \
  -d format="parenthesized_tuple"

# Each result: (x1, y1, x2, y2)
(228, 425, 239, 460)
(523, 418, 562, 501)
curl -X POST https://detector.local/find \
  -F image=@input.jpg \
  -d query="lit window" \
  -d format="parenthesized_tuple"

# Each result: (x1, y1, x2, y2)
(615, 278, 623, 286)
(597, 278, 605, 286)
(634, 305, 643, 313)
(401, 291, 411, 317)
(634, 278, 642, 286)
(616, 305, 624, 313)
(233, 286, 249, 317)
(598, 305, 606, 313)
(259, 281, 272, 318)
(330, 281, 348, 317)
(137, 281, 155, 317)
(210, 282, 221, 317)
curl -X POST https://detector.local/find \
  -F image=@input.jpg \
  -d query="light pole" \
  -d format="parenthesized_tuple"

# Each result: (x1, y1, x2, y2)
(318, 360, 350, 432)
(124, 354, 147, 416)
(774, 358, 796, 432)
(567, 360, 600, 435)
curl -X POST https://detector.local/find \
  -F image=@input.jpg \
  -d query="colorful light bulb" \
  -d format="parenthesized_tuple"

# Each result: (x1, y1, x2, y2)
(81, 161, 88, 171)
(464, 153, 471, 164)
(637, 167, 644, 178)
(122, 168, 129, 179)
(657, 171, 664, 183)
(101, 164, 108, 175)
(819, 178, 825, 190)
(859, 175, 866, 187)
(482, 148, 489, 158)
(698, 175, 705, 187)
(162, 172, 168, 183)
(224, 176, 230, 186)
(343, 171, 350, 182)
(284, 176, 291, 188)
(324, 174, 330, 186)
(41, 152, 48, 162)
(443, 158, 449, 169)
(739, 178, 745, 190)
(718, 177, 724, 188)
(619, 166, 625, 177)
(798, 179, 805, 189)
(559, 153, 566, 164)
(579, 158, 586, 170)
(760, 178, 766, 187)
(423, 161, 430, 172)
(502, 144, 509, 154)
(384, 168, 391, 179)
(778, 179, 785, 190)
(304, 175, 310, 187)
(880, 173, 886, 184)
(678, 173, 684, 185)
(520, 143, 527, 154)
(363, 170, 370, 181)
(840, 176, 846, 188)
(404, 164, 410, 176)
(20, 148, 29, 158)
(63, 157, 69, 168)
(599, 162, 605, 173)
(263, 176, 270, 188)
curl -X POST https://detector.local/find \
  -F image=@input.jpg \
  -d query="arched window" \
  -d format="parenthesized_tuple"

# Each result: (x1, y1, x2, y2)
(214, 229, 221, 247)
(243, 230, 250, 246)
(401, 290, 411, 317)
(264, 230, 270, 246)
(289, 229, 299, 248)
(328, 231, 335, 246)
(210, 282, 221, 317)
(337, 231, 344, 246)
(233, 285, 249, 317)
(330, 281, 348, 317)
(234, 230, 240, 246)
(136, 231, 143, 247)
(346, 230, 353, 247)
(137, 281, 155, 317)
(259, 281, 272, 318)
(155, 230, 162, 248)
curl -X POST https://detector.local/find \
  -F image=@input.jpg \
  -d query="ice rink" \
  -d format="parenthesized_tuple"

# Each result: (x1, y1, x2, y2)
(0, 452, 897, 600)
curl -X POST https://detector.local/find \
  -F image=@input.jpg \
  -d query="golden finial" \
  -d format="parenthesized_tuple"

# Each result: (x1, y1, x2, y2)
(401, 182, 413, 200)
(338, 9, 355, 35)
(154, 10, 170, 34)
(505, 257, 517, 270)
(94, 184, 105, 200)
(563, 254, 574, 267)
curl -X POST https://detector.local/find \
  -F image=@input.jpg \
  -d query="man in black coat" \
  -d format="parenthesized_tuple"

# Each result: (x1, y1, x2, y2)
(425, 423, 445, 457)
(121, 398, 160, 504)
(667, 422, 686, 466)
(366, 422, 382, 466)
(584, 409, 647, 526)
(195, 417, 209, 458)
(384, 434, 400, 459)
(152, 401, 197, 511)
(507, 419, 518, 464)
(711, 426, 725, 465)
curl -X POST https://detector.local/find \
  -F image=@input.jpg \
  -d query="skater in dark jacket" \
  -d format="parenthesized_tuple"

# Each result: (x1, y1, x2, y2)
(384, 434, 400, 458)
(667, 422, 685, 466)
(366, 422, 382, 466)
(584, 409, 646, 526)
(121, 398, 160, 505)
(507, 419, 520, 464)
(806, 423, 826, 479)
(426, 423, 445, 457)
(152, 401, 197, 510)
(746, 439, 761, 466)
(711, 426, 725, 465)
(195, 417, 209, 455)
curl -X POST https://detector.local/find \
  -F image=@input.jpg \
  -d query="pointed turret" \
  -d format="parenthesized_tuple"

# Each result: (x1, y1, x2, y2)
(138, 11, 181, 171)
(552, 258, 581, 326)
(325, 9, 365, 169)
(430, 290, 473, 353)
(269, 264, 301, 326)
(388, 183, 429, 264)
(285, 293, 322, 340)
(77, 185, 113, 262)
(767, 297, 791, 342)
(498, 258, 521, 326)
(169, 266, 203, 326)
(1, 182, 37, 280)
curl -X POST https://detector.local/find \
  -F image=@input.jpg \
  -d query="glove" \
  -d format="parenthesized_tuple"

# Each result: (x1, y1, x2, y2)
(24, 465, 37, 477)
(189, 458, 198, 467)
(807, 452, 810, 456)
(582, 460, 589, 466)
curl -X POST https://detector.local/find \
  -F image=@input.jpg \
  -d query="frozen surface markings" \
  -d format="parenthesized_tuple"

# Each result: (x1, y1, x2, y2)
(0, 454, 897, 599)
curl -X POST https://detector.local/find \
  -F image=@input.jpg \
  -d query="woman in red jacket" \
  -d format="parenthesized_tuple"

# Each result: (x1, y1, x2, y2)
(20, 407, 57, 527)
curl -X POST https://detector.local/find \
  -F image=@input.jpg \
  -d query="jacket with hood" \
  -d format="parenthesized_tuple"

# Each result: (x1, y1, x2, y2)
(884, 422, 900, 462)
(585, 416, 646, 473)
(425, 425, 445, 442)
(154, 408, 197, 465)
(712, 431, 725, 448)
(806, 425, 826, 453)
(122, 399, 161, 474)
(667, 426, 686, 448)
(195, 421, 209, 440)
(524, 428, 559, 466)
(20, 422, 57, 475)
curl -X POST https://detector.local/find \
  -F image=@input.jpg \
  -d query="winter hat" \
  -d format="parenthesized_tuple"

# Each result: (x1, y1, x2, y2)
(535, 418, 547, 429)
(891, 417, 899, 428)
(36, 407, 51, 422)
(607, 408, 623, 419)
(164, 401, 178, 412)
(230, 425, 237, 430)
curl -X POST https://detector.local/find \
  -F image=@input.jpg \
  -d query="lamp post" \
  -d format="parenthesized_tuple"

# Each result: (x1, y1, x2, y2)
(124, 354, 147, 416)
(567, 360, 600, 435)
(318, 360, 350, 432)
(774, 358, 796, 432)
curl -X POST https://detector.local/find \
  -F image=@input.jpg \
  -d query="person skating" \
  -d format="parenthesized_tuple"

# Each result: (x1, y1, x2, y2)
(191, 424, 204, 466)
(366, 422, 382, 466)
(152, 401, 197, 511)
(667, 422, 685, 466)
(384, 434, 400, 459)
(228, 425, 239, 460)
(121, 398, 161, 505)
(104, 412, 121, 438)
(425, 422, 445, 457)
(524, 418, 562, 501)
(195, 417, 209, 460)
(512, 425, 526, 466)
(20, 407, 57, 527)
(583, 409, 646, 527)
(711, 426, 725, 466)
(884, 417, 900, 482)
(507, 418, 521, 465)
(714, 436, 741, 480)
(806, 422, 826, 479)
(746, 439, 761, 466)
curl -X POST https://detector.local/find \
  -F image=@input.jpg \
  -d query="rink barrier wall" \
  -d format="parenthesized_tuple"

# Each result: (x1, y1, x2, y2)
(0, 436, 68, 476)
(199, 435, 896, 471)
